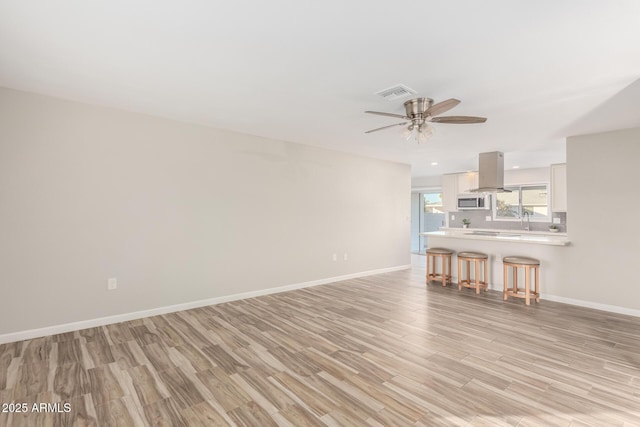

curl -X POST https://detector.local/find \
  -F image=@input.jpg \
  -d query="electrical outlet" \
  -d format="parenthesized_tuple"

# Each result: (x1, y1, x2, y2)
(451, 214, 455, 220)
(495, 254, 502, 262)
(485, 216, 492, 221)
(553, 217, 561, 224)
(332, 253, 337, 262)
(344, 253, 348, 261)
(107, 277, 117, 290)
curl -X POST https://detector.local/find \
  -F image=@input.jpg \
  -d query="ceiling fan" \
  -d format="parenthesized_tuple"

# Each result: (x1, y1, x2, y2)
(365, 97, 486, 142)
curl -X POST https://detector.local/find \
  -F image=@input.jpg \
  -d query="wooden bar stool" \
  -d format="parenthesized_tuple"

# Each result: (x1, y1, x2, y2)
(503, 256, 540, 305)
(426, 248, 454, 287)
(457, 251, 489, 294)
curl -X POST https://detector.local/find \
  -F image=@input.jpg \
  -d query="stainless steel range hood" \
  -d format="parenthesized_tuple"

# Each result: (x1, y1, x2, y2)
(470, 151, 511, 193)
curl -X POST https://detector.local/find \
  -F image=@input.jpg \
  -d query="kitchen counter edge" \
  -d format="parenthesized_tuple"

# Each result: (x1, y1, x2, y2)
(420, 230, 570, 246)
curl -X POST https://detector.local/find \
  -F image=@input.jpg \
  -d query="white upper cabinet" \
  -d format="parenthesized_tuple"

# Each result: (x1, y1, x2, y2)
(442, 172, 479, 211)
(442, 173, 459, 212)
(457, 172, 478, 194)
(550, 163, 567, 212)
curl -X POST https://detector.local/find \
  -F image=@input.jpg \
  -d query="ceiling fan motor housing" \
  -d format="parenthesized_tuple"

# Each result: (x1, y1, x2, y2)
(404, 98, 433, 118)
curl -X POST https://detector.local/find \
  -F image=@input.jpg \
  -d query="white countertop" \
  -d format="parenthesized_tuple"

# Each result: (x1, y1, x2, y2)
(420, 228, 570, 246)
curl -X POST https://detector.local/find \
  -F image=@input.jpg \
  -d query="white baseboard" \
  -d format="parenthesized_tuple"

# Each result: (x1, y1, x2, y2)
(0, 265, 411, 345)
(484, 282, 640, 317)
(539, 294, 640, 317)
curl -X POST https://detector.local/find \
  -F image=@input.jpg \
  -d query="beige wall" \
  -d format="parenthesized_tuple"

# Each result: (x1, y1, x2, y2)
(561, 127, 640, 310)
(411, 175, 441, 189)
(0, 87, 411, 336)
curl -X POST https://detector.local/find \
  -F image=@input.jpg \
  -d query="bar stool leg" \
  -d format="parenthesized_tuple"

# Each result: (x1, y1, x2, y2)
(533, 267, 540, 302)
(466, 260, 470, 287)
(426, 254, 431, 284)
(458, 258, 462, 291)
(484, 258, 488, 292)
(513, 266, 518, 295)
(442, 255, 447, 287)
(475, 260, 480, 294)
(525, 265, 531, 306)
(503, 264, 508, 300)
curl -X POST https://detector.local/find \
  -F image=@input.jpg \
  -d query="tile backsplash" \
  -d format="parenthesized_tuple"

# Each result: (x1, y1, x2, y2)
(449, 210, 567, 232)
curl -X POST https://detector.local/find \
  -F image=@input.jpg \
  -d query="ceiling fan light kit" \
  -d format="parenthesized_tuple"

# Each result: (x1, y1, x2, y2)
(365, 97, 487, 143)
(401, 121, 433, 143)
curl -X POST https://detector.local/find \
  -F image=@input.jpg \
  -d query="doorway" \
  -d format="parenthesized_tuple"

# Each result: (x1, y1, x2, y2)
(411, 190, 445, 254)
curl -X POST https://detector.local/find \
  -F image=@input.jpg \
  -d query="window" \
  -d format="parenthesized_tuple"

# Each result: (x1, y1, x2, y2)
(494, 185, 549, 221)
(423, 192, 444, 214)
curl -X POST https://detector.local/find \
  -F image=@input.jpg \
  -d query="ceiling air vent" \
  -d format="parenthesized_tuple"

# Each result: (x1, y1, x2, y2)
(375, 84, 417, 101)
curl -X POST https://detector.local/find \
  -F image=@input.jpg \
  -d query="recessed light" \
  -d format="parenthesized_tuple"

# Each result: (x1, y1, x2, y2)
(431, 162, 438, 166)
(513, 165, 520, 169)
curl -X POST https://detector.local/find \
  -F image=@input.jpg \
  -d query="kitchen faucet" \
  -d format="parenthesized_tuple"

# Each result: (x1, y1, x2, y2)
(521, 211, 530, 231)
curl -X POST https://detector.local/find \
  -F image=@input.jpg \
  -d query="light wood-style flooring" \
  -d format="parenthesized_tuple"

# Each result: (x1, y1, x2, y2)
(2, 257, 640, 426)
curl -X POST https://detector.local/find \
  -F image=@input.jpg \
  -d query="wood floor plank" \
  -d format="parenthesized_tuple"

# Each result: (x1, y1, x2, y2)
(156, 326, 187, 348)
(267, 346, 321, 377)
(129, 326, 161, 347)
(164, 313, 212, 349)
(21, 337, 51, 364)
(105, 323, 135, 345)
(55, 339, 83, 366)
(227, 400, 278, 427)
(195, 368, 251, 412)
(139, 342, 175, 373)
(200, 345, 248, 375)
(156, 366, 205, 410)
(111, 342, 144, 371)
(328, 350, 394, 383)
(270, 371, 337, 417)
(87, 364, 125, 407)
(5, 409, 54, 427)
(179, 400, 232, 426)
(142, 397, 187, 427)
(278, 403, 329, 427)
(173, 343, 215, 373)
(235, 368, 297, 411)
(53, 362, 90, 400)
(85, 338, 116, 367)
(231, 345, 282, 377)
(341, 372, 426, 422)
(13, 360, 49, 399)
(203, 318, 251, 350)
(79, 327, 108, 343)
(52, 332, 77, 344)
(126, 364, 167, 407)
(54, 393, 98, 427)
(0, 345, 13, 389)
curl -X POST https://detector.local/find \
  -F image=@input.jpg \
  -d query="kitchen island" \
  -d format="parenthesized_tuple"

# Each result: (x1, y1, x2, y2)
(420, 228, 569, 295)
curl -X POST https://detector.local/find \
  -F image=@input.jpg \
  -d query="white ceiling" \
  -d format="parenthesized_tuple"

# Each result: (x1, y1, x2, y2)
(2, 1, 640, 178)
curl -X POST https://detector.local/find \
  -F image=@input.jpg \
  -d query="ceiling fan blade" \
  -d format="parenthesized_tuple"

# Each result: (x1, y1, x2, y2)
(364, 122, 408, 133)
(364, 110, 407, 119)
(426, 98, 461, 117)
(430, 116, 487, 124)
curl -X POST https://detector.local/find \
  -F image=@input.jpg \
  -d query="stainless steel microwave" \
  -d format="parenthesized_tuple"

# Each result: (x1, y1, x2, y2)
(457, 194, 491, 210)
